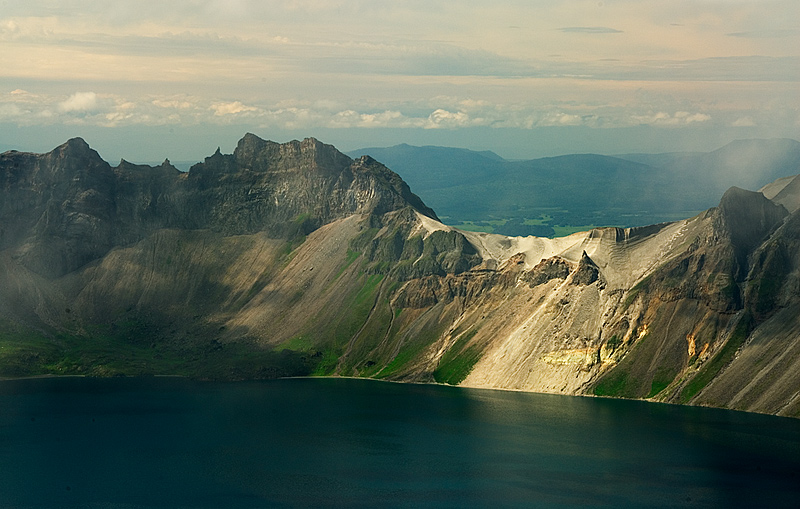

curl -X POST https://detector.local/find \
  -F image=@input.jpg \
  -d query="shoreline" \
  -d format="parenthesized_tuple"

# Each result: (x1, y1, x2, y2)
(1, 372, 795, 421)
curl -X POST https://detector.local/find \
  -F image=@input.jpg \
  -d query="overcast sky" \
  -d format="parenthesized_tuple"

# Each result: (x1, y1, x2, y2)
(1, 0, 799, 162)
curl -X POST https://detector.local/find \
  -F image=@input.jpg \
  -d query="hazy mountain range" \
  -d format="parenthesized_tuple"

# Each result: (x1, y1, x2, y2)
(2, 135, 800, 417)
(348, 139, 800, 236)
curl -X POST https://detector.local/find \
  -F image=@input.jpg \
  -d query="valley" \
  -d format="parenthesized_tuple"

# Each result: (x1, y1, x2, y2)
(349, 139, 800, 236)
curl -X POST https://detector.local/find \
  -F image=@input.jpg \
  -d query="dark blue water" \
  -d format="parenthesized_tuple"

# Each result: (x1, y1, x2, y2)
(1, 377, 799, 508)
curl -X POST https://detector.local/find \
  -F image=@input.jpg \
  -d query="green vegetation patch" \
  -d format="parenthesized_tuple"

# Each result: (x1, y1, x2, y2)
(593, 370, 631, 397)
(0, 316, 317, 381)
(679, 313, 753, 403)
(306, 273, 386, 376)
(309, 348, 340, 376)
(605, 335, 623, 350)
(183, 343, 316, 381)
(377, 319, 448, 379)
(376, 341, 426, 379)
(453, 222, 494, 233)
(280, 235, 306, 263)
(593, 330, 651, 398)
(433, 328, 482, 385)
(524, 215, 553, 226)
(329, 273, 383, 345)
(332, 249, 362, 281)
(621, 275, 652, 312)
(337, 299, 395, 377)
(647, 367, 677, 398)
(349, 227, 380, 253)
(0, 321, 62, 378)
(721, 280, 740, 301)
(749, 276, 783, 316)
(276, 335, 315, 352)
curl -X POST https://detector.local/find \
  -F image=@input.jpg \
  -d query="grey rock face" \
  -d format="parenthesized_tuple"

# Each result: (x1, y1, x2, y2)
(0, 134, 436, 278)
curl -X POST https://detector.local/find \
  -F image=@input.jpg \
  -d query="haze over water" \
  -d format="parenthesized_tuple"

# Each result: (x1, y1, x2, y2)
(1, 377, 799, 508)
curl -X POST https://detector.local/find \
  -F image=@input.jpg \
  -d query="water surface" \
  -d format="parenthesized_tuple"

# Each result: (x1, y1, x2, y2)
(1, 377, 798, 508)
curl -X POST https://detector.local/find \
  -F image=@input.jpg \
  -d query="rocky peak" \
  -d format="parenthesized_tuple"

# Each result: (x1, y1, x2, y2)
(716, 187, 788, 275)
(49, 138, 107, 172)
(59, 137, 93, 155)
(233, 134, 352, 175)
(2, 135, 445, 277)
(524, 256, 572, 287)
(351, 155, 438, 220)
(40, 136, 110, 180)
(233, 133, 270, 163)
(191, 147, 236, 175)
(571, 251, 604, 287)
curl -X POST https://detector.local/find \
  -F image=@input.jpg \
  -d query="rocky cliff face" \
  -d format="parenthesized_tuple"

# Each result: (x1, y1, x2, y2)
(2, 135, 799, 417)
(1, 134, 438, 279)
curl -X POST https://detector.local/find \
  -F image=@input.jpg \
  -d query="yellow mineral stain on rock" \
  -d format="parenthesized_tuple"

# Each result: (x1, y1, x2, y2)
(687, 333, 696, 357)
(541, 347, 597, 367)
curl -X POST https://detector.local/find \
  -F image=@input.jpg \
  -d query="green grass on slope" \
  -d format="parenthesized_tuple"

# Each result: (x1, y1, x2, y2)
(433, 328, 482, 385)
(593, 331, 650, 398)
(679, 313, 753, 404)
(376, 318, 449, 380)
(310, 273, 385, 376)
(0, 318, 315, 380)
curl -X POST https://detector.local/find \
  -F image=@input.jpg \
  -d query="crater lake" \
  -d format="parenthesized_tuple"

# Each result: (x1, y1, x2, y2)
(1, 377, 799, 508)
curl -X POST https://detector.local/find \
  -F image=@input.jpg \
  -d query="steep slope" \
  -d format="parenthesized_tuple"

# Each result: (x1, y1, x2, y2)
(0, 135, 474, 379)
(690, 206, 800, 415)
(761, 173, 800, 213)
(2, 137, 800, 418)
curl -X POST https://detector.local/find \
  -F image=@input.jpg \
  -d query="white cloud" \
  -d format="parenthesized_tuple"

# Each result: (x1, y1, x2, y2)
(0, 84, 790, 147)
(631, 111, 711, 127)
(425, 109, 472, 129)
(104, 111, 134, 125)
(210, 101, 258, 116)
(732, 116, 756, 127)
(0, 103, 24, 119)
(357, 110, 406, 128)
(152, 99, 194, 109)
(59, 92, 99, 112)
(684, 112, 711, 123)
(329, 109, 360, 127)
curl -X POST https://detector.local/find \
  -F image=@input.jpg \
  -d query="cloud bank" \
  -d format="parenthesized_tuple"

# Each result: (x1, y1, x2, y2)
(0, 0, 798, 158)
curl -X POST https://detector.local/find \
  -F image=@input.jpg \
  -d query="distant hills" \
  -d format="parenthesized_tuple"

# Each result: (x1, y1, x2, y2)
(348, 138, 800, 237)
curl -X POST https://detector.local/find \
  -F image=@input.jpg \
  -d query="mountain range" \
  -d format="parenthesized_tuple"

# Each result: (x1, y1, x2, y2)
(348, 139, 800, 236)
(2, 134, 800, 417)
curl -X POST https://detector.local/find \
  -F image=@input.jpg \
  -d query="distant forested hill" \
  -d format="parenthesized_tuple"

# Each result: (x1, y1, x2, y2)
(349, 139, 800, 237)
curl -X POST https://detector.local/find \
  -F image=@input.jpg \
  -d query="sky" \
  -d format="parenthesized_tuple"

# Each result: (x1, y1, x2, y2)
(1, 0, 799, 163)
